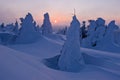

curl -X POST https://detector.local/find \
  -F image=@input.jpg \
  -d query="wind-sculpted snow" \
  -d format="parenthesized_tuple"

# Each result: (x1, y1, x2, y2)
(1, 34, 120, 80)
(0, 45, 53, 80)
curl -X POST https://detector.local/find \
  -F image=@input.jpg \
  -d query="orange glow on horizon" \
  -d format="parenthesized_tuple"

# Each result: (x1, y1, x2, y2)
(34, 13, 120, 27)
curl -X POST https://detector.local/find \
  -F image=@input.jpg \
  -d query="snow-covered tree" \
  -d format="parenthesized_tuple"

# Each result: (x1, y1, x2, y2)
(105, 20, 119, 37)
(113, 29, 120, 46)
(41, 13, 53, 35)
(4, 23, 14, 32)
(0, 23, 4, 31)
(35, 25, 39, 31)
(104, 20, 119, 45)
(82, 20, 97, 47)
(95, 18, 106, 46)
(81, 21, 87, 38)
(16, 13, 39, 44)
(0, 23, 16, 45)
(57, 27, 67, 35)
(58, 15, 84, 72)
(82, 18, 107, 47)
(13, 21, 19, 35)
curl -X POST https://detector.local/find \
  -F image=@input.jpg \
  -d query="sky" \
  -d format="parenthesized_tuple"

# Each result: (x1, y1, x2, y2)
(0, 0, 120, 27)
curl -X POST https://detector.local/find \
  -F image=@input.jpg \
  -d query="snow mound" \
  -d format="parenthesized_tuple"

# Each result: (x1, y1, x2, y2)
(42, 55, 60, 70)
(1, 34, 120, 80)
(0, 45, 53, 80)
(43, 52, 120, 76)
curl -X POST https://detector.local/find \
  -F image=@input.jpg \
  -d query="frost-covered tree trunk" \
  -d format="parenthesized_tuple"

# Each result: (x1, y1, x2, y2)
(58, 15, 84, 72)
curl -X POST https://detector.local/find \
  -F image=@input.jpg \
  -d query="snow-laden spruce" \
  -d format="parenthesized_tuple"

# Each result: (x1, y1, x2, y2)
(104, 20, 119, 43)
(16, 13, 39, 44)
(81, 21, 87, 38)
(13, 21, 19, 35)
(58, 15, 84, 72)
(106, 21, 120, 46)
(82, 18, 106, 47)
(41, 13, 53, 35)
(57, 27, 67, 35)
(0, 23, 4, 31)
(95, 18, 106, 46)
(0, 22, 18, 44)
(82, 20, 97, 47)
(113, 29, 120, 46)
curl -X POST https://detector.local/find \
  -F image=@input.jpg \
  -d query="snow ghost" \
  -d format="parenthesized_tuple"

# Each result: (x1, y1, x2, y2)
(13, 21, 19, 35)
(58, 15, 84, 72)
(41, 13, 53, 35)
(81, 21, 87, 38)
(16, 13, 39, 44)
(113, 29, 120, 46)
(0, 23, 18, 45)
(95, 18, 106, 46)
(105, 21, 119, 45)
(82, 20, 97, 47)
(57, 27, 67, 35)
(105, 20, 119, 38)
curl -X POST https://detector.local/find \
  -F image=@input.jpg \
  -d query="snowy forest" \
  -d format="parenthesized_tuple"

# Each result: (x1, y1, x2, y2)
(1, 12, 120, 80)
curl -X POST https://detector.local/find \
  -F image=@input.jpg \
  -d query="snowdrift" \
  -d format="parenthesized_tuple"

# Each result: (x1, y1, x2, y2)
(1, 34, 120, 80)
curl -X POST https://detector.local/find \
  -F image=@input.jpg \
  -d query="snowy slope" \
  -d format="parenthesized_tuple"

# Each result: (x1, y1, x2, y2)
(81, 48, 120, 75)
(1, 34, 120, 80)
(0, 45, 53, 80)
(9, 35, 63, 59)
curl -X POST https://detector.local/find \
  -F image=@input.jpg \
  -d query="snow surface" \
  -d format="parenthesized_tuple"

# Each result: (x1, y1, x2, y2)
(1, 33, 120, 80)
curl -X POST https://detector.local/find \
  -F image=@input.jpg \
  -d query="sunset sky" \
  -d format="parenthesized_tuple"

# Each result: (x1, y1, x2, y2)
(0, 0, 120, 27)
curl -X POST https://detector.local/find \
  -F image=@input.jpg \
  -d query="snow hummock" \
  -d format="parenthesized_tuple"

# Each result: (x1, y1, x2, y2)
(58, 15, 84, 72)
(1, 33, 120, 80)
(0, 45, 52, 80)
